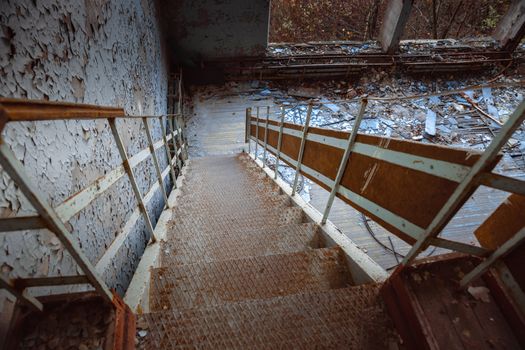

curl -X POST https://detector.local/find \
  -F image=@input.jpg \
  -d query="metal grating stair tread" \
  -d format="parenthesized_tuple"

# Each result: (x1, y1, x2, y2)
(150, 247, 351, 311)
(138, 285, 397, 349)
(142, 153, 397, 348)
(161, 222, 319, 266)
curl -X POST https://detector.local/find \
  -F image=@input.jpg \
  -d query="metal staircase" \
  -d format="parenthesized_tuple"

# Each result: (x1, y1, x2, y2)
(137, 153, 398, 349)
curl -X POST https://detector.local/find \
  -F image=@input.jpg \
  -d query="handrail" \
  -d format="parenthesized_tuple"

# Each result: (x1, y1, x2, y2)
(246, 96, 525, 290)
(0, 97, 188, 312)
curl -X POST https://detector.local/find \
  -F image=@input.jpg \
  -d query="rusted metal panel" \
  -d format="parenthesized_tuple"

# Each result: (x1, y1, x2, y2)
(475, 194, 525, 250)
(111, 292, 136, 350)
(250, 117, 496, 244)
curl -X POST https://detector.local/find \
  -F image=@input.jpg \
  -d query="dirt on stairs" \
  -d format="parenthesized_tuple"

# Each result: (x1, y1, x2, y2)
(137, 153, 399, 349)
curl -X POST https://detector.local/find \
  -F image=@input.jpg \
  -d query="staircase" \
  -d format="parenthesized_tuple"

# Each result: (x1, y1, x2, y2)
(137, 153, 398, 349)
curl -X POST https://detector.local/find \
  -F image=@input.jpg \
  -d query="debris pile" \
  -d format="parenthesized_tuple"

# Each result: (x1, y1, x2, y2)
(15, 298, 113, 349)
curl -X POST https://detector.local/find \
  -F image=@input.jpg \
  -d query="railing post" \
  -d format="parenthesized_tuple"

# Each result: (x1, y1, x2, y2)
(291, 102, 313, 196)
(109, 118, 157, 243)
(168, 116, 182, 171)
(274, 106, 286, 180)
(262, 106, 270, 168)
(245, 108, 252, 154)
(142, 117, 169, 207)
(255, 106, 260, 159)
(159, 116, 178, 189)
(177, 115, 189, 160)
(460, 227, 525, 288)
(321, 98, 368, 224)
(178, 68, 183, 115)
(0, 139, 113, 304)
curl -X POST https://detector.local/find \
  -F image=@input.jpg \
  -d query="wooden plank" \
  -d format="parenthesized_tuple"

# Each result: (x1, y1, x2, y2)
(475, 193, 525, 250)
(252, 135, 486, 256)
(249, 116, 494, 245)
(406, 267, 464, 350)
(483, 266, 525, 347)
(404, 99, 525, 264)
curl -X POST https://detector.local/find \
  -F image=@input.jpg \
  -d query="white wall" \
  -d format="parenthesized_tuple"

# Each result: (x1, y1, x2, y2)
(0, 0, 170, 297)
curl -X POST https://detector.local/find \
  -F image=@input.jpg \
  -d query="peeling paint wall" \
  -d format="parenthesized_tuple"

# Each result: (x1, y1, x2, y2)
(159, 0, 270, 61)
(0, 0, 170, 298)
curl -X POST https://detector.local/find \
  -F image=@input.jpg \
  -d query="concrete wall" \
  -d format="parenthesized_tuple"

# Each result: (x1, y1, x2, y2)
(0, 0, 169, 297)
(159, 0, 270, 62)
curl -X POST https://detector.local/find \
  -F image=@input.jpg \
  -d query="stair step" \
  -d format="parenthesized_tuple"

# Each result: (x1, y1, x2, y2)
(175, 193, 291, 218)
(161, 223, 320, 266)
(138, 286, 397, 349)
(164, 206, 305, 243)
(150, 247, 351, 311)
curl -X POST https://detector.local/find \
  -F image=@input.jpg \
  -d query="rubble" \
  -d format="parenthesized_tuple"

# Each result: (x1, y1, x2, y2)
(188, 67, 525, 202)
(15, 298, 113, 349)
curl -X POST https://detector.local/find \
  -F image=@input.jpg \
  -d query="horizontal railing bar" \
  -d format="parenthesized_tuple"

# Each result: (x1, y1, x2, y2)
(0, 274, 43, 312)
(129, 134, 172, 168)
(427, 237, 488, 256)
(0, 132, 174, 230)
(56, 166, 126, 223)
(252, 120, 473, 183)
(0, 215, 46, 232)
(250, 135, 483, 254)
(95, 156, 175, 275)
(14, 275, 90, 289)
(0, 97, 124, 123)
(478, 172, 525, 196)
(54, 134, 172, 223)
(0, 99, 184, 124)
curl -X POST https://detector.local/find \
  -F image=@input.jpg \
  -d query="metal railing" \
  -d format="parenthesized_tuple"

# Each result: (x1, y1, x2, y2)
(245, 94, 525, 290)
(0, 98, 188, 312)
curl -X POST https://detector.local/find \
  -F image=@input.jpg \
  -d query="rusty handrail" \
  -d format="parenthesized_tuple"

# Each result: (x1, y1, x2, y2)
(0, 97, 188, 313)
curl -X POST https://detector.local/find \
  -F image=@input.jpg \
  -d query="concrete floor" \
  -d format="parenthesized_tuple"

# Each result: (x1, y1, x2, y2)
(185, 83, 521, 270)
(186, 84, 274, 157)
